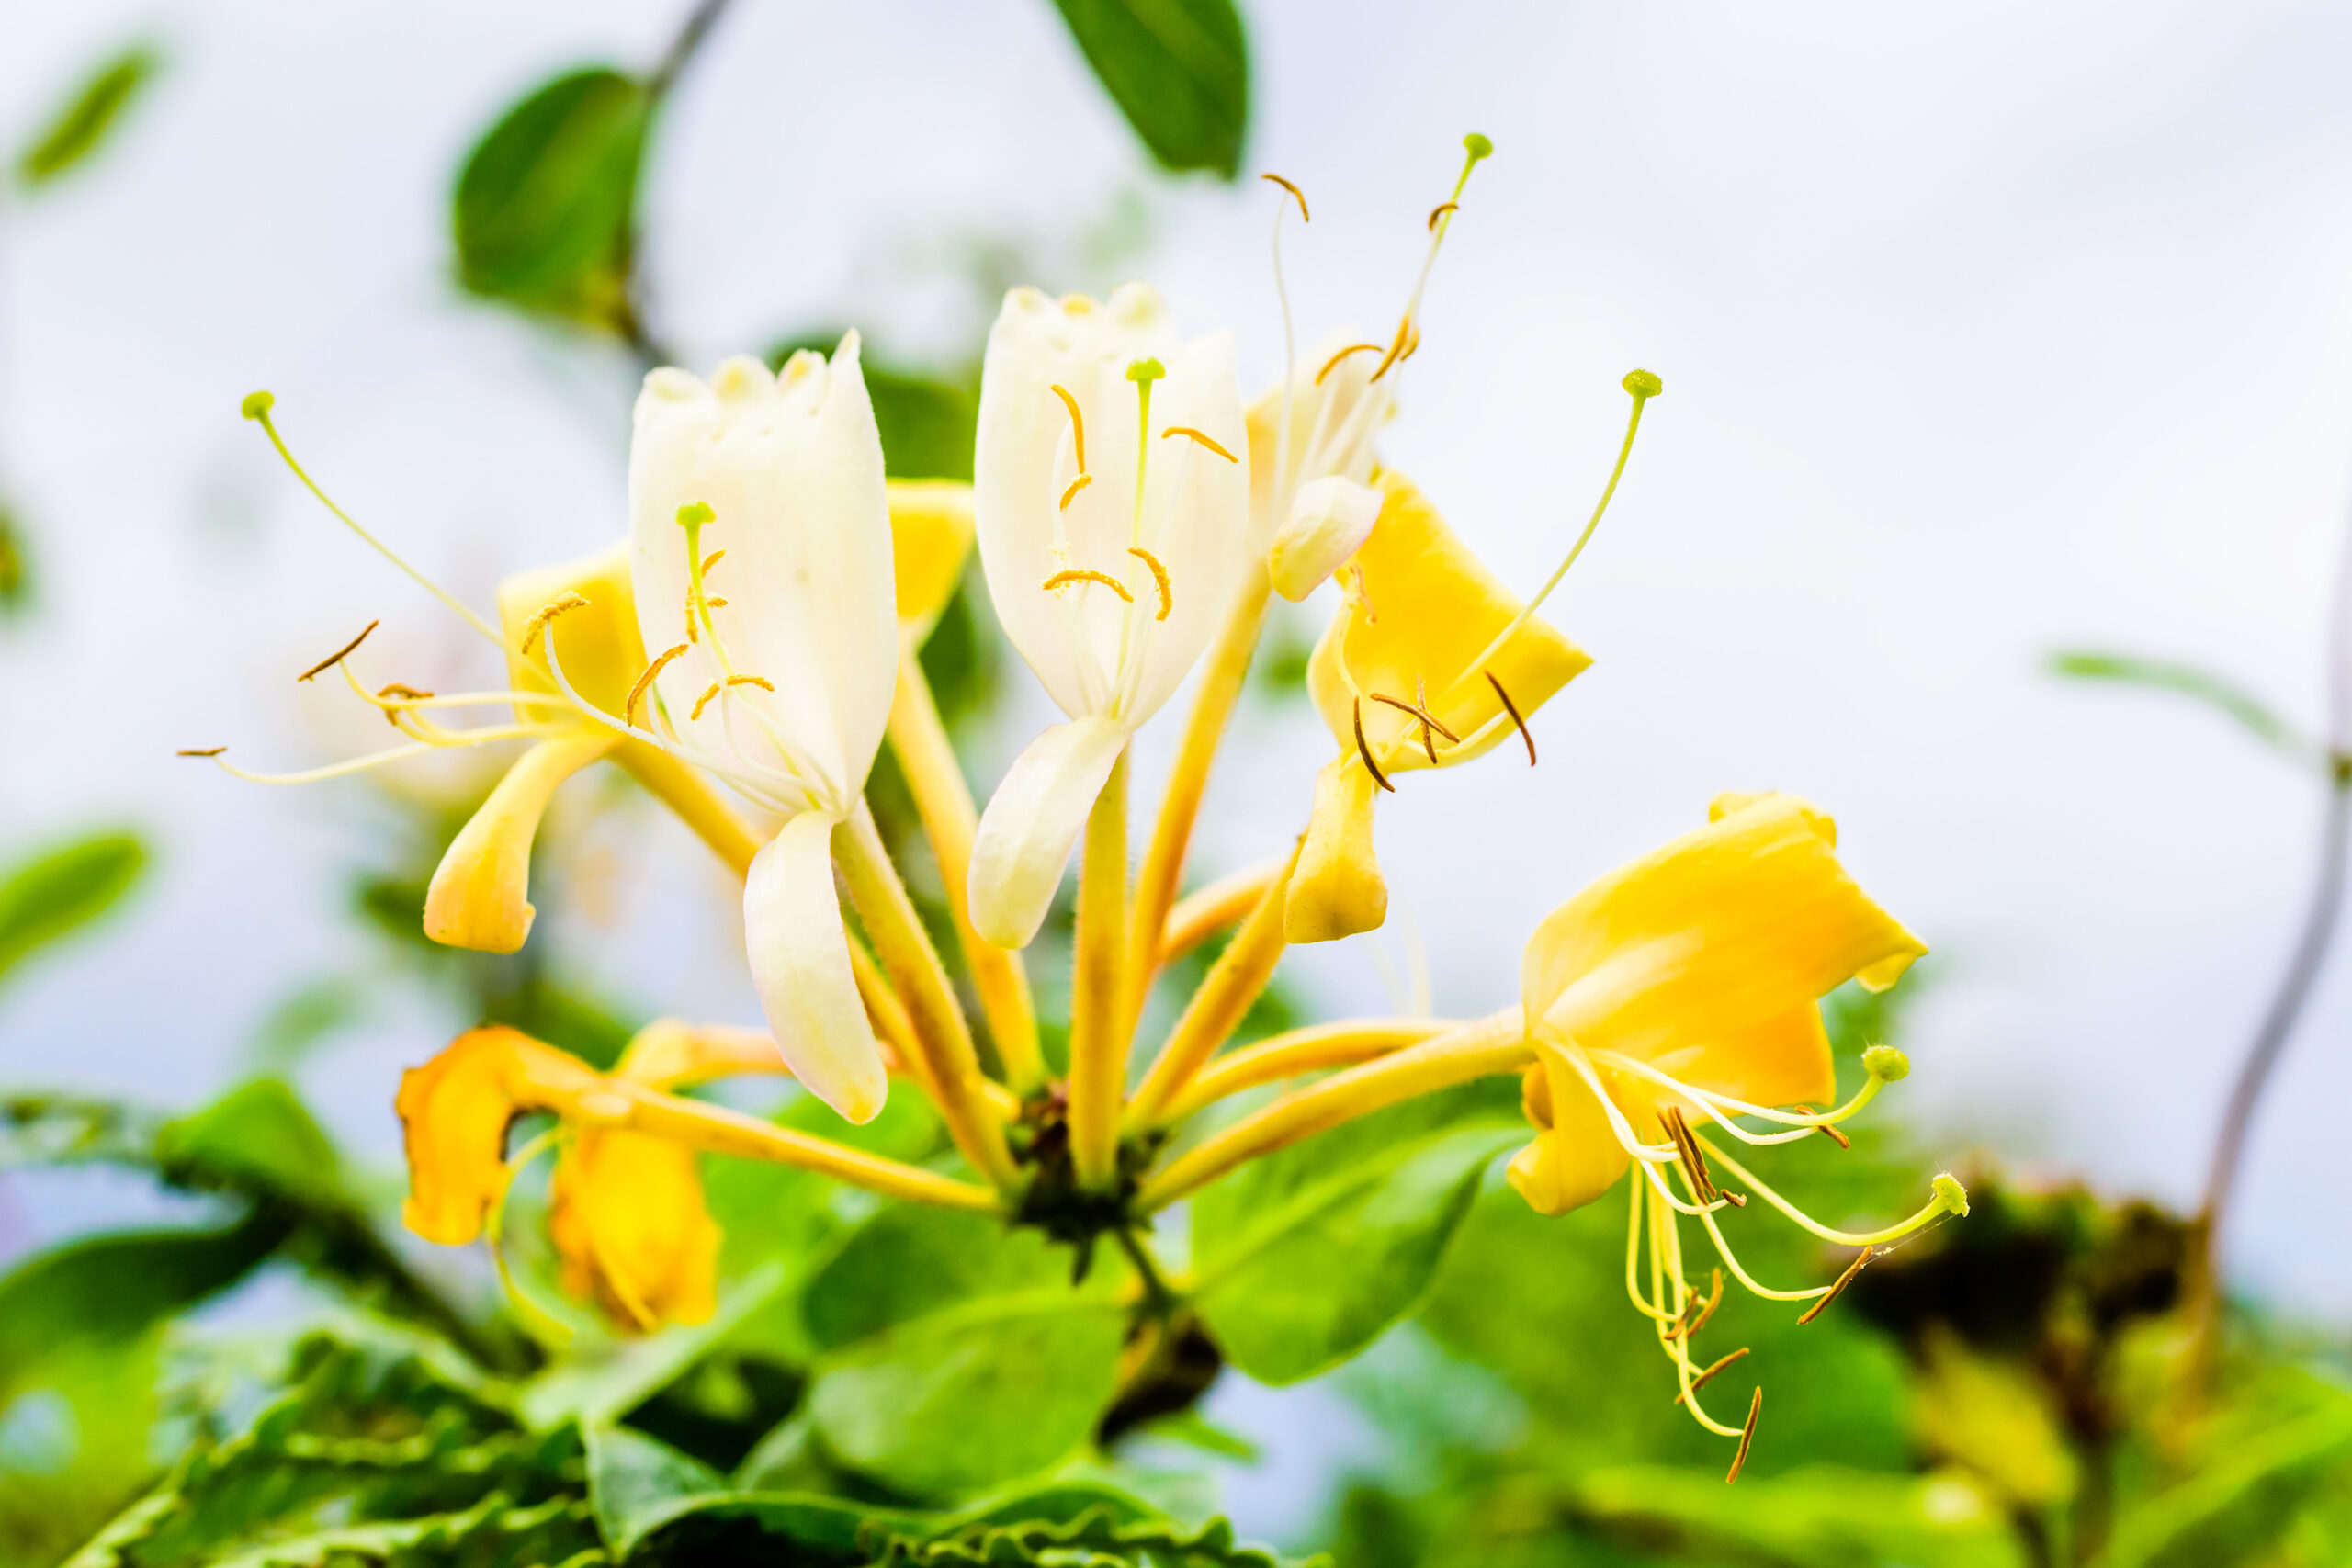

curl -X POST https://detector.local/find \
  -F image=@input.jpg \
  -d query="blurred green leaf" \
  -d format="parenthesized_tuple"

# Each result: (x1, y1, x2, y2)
(0, 494, 29, 617)
(0, 829, 148, 987)
(452, 67, 649, 333)
(15, 42, 162, 189)
(155, 1077, 347, 1204)
(0, 1331, 166, 1567)
(2049, 649, 2322, 769)
(246, 976, 370, 1070)
(582, 1422, 725, 1553)
(1191, 1080, 1521, 1384)
(2, 1092, 157, 1170)
(2098, 1397, 2352, 1568)
(1048, 0, 1250, 178)
(798, 1207, 1125, 1496)
(519, 1262, 788, 1431)
(1572, 1462, 2023, 1568)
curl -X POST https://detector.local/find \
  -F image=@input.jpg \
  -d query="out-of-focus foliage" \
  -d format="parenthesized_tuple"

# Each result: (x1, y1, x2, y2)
(0, 831, 147, 990)
(2049, 650, 2323, 772)
(0, 499, 27, 618)
(452, 67, 650, 338)
(12, 42, 161, 190)
(1047, 0, 1250, 178)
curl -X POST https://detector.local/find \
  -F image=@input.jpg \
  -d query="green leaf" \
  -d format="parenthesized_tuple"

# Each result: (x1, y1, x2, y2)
(582, 1422, 724, 1554)
(155, 1078, 346, 1203)
(15, 43, 162, 189)
(2099, 1399, 2352, 1568)
(1572, 1461, 2020, 1568)
(0, 495, 28, 617)
(0, 1219, 285, 1409)
(797, 1207, 1126, 1496)
(452, 67, 649, 333)
(0, 1331, 167, 1568)
(1190, 1081, 1521, 1384)
(1047, 0, 1250, 178)
(2048, 649, 2322, 769)
(519, 1262, 790, 1430)
(0, 829, 148, 987)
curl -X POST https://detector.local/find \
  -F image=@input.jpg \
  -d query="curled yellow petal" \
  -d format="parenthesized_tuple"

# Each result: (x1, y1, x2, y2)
(424, 734, 616, 953)
(1306, 471, 1590, 773)
(394, 1026, 610, 1247)
(1506, 1041, 1632, 1216)
(549, 1125, 719, 1332)
(888, 479, 977, 637)
(1285, 757, 1387, 944)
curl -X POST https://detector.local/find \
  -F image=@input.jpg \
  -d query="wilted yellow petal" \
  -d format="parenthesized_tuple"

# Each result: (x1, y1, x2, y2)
(550, 1125, 719, 1332)
(888, 479, 976, 637)
(394, 1026, 608, 1247)
(1306, 471, 1590, 773)
(1285, 757, 1387, 944)
(1521, 794, 1926, 1089)
(424, 734, 616, 953)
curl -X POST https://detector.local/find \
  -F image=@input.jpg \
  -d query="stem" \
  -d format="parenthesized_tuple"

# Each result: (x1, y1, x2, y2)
(1069, 751, 1132, 1189)
(1113, 1225, 1178, 1314)
(887, 642, 1046, 1088)
(1127, 842, 1301, 1125)
(647, 0, 734, 96)
(1159, 1018, 1457, 1122)
(1125, 566, 1273, 1034)
(1136, 1009, 1526, 1210)
(1157, 857, 1287, 970)
(836, 802, 1021, 1190)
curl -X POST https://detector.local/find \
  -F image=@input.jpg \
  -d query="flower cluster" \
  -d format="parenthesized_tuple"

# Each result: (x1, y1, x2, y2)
(194, 135, 1962, 1479)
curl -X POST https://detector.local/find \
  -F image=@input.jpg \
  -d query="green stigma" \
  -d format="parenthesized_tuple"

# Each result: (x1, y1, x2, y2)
(1463, 131, 1493, 163)
(241, 390, 275, 421)
(1930, 1173, 1970, 1218)
(1125, 358, 1166, 385)
(1861, 1044, 1908, 1082)
(675, 501, 715, 528)
(1623, 368, 1664, 400)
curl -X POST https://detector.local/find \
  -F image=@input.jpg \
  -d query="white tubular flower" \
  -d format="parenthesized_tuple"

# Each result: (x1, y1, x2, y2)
(967, 284, 1250, 948)
(568, 340, 897, 1123)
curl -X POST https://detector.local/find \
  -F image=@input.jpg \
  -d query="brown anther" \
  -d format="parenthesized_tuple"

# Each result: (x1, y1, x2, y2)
(1674, 1347, 1749, 1404)
(1797, 1247, 1875, 1326)
(1351, 697, 1396, 793)
(1791, 1104, 1852, 1149)
(520, 594, 589, 658)
(1316, 343, 1384, 386)
(376, 683, 433, 702)
(1486, 671, 1535, 765)
(1371, 314, 1416, 381)
(699, 548, 726, 577)
(1666, 1268, 1724, 1342)
(1261, 171, 1309, 222)
(1042, 568, 1133, 603)
(1058, 472, 1093, 511)
(1663, 1105, 1722, 1204)
(1127, 547, 1172, 621)
(624, 643, 691, 727)
(1718, 1190, 1748, 1208)
(297, 620, 379, 682)
(1427, 200, 1459, 231)
(1161, 425, 1239, 463)
(689, 682, 726, 722)
(1726, 1389, 1762, 1483)
(177, 747, 227, 758)
(725, 673, 775, 694)
(1048, 383, 1087, 470)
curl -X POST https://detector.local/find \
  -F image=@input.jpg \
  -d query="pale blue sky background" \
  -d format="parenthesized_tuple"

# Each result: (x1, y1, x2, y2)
(4, 6, 2350, 1501)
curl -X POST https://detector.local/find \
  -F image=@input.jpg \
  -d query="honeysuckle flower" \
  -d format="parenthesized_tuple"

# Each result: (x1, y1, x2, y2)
(1285, 471, 1592, 942)
(1505, 790, 1957, 1470)
(533, 342, 899, 1122)
(967, 284, 1250, 948)
(1247, 338, 1390, 599)
(887, 479, 977, 640)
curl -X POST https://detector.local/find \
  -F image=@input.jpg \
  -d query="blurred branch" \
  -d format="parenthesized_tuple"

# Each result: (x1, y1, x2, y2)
(648, 0, 736, 99)
(2046, 650, 2324, 772)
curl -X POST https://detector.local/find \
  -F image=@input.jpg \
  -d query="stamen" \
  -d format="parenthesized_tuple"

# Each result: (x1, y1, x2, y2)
(1371, 315, 1416, 382)
(1317, 344, 1383, 385)
(1261, 171, 1309, 221)
(1127, 547, 1172, 621)
(1675, 1347, 1749, 1401)
(1043, 568, 1133, 603)
(1726, 1389, 1762, 1483)
(1161, 425, 1239, 463)
(1059, 473, 1093, 511)
(377, 682, 433, 701)
(1048, 383, 1088, 472)
(706, 596, 729, 609)
(376, 682, 434, 728)
(700, 548, 725, 577)
(520, 592, 589, 657)
(1797, 1247, 1875, 1325)
(1790, 1104, 1851, 1149)
(726, 673, 774, 694)
(1486, 672, 1535, 765)
(242, 393, 501, 646)
(1663, 1105, 1723, 1204)
(624, 642, 691, 727)
(208, 741, 441, 784)
(297, 620, 379, 682)
(1427, 201, 1458, 231)
(1702, 1135, 1960, 1247)
(1665, 1268, 1724, 1341)
(684, 585, 698, 644)
(690, 682, 725, 722)
(1367, 691, 1460, 761)
(1351, 697, 1396, 793)
(176, 746, 226, 757)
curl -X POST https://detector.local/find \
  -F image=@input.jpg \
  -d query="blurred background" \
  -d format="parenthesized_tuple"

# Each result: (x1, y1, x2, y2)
(4, 1, 2351, 1560)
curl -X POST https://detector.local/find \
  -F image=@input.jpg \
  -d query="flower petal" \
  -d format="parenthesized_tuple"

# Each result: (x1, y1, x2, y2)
(744, 810, 888, 1123)
(395, 1026, 605, 1246)
(1245, 333, 1389, 545)
(1521, 794, 1927, 1076)
(1267, 476, 1384, 601)
(1506, 1042, 1632, 1216)
(888, 479, 976, 638)
(497, 541, 644, 716)
(968, 714, 1130, 948)
(1639, 1004, 1837, 1116)
(1285, 756, 1387, 943)
(550, 1127, 719, 1332)
(424, 735, 615, 953)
